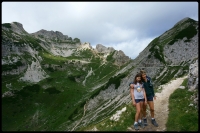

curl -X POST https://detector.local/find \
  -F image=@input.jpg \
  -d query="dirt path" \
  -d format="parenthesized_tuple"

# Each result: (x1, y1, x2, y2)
(127, 76, 187, 131)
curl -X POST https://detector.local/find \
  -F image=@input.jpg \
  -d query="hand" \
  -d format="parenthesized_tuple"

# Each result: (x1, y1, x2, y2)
(144, 101, 147, 105)
(130, 84, 134, 88)
(154, 96, 156, 100)
(133, 102, 136, 106)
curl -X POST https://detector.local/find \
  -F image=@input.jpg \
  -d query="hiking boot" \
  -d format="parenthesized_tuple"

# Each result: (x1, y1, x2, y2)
(133, 123, 139, 130)
(151, 119, 158, 127)
(138, 121, 144, 128)
(143, 118, 148, 126)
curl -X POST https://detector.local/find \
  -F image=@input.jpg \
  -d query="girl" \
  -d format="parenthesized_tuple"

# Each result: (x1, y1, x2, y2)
(140, 70, 158, 127)
(130, 73, 147, 130)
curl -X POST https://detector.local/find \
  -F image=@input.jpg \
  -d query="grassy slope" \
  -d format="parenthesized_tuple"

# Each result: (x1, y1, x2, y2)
(166, 78, 198, 131)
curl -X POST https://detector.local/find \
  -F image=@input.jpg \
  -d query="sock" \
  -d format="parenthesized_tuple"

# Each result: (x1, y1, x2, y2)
(151, 118, 155, 120)
(134, 121, 138, 125)
(138, 119, 142, 123)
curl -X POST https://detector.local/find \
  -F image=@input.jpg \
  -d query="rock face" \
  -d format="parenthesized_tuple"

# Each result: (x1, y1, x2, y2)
(187, 59, 198, 107)
(188, 59, 198, 91)
(19, 60, 49, 83)
(95, 44, 130, 66)
(31, 29, 69, 41)
(113, 50, 130, 66)
(96, 44, 115, 53)
(131, 17, 198, 87)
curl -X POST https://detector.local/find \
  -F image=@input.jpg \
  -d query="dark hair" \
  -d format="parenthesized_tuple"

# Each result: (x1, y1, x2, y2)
(133, 73, 142, 84)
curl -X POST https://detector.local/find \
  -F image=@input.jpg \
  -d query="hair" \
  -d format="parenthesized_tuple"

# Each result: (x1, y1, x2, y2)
(140, 70, 146, 81)
(134, 73, 142, 84)
(140, 70, 146, 75)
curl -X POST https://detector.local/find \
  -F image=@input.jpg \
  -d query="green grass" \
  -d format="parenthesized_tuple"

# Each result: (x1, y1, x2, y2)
(2, 61, 23, 71)
(2, 55, 126, 131)
(2, 23, 12, 28)
(106, 51, 116, 62)
(166, 78, 198, 131)
(148, 37, 166, 64)
(168, 24, 197, 45)
(155, 66, 188, 86)
(2, 74, 89, 131)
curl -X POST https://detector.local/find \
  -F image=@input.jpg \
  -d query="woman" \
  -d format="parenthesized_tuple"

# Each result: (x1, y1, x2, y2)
(140, 70, 158, 127)
(130, 73, 147, 130)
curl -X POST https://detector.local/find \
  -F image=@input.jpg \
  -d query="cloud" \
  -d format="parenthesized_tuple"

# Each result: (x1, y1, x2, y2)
(99, 37, 155, 59)
(2, 2, 198, 59)
(100, 23, 136, 43)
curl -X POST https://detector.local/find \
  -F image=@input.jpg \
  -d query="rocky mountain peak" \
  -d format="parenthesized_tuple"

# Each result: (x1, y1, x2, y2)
(96, 44, 115, 53)
(173, 17, 197, 28)
(2, 22, 28, 34)
(31, 29, 69, 41)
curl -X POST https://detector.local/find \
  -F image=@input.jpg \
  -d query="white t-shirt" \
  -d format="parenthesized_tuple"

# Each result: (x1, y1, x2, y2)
(132, 82, 144, 99)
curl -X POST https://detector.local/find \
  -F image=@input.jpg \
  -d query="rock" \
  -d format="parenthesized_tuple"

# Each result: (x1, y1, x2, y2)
(189, 103, 194, 106)
(188, 59, 198, 91)
(178, 86, 185, 89)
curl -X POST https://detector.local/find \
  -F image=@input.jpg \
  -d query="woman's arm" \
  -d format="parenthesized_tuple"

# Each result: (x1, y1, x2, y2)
(143, 88, 147, 105)
(130, 86, 136, 106)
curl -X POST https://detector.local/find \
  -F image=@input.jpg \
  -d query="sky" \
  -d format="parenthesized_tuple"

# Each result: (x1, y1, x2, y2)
(2, 2, 198, 59)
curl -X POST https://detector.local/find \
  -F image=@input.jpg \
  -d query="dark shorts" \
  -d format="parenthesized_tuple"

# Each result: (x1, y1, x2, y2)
(135, 99, 145, 103)
(147, 96, 153, 101)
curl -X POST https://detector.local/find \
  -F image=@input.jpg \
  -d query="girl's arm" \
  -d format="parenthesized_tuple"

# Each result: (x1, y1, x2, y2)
(130, 86, 136, 106)
(143, 88, 147, 104)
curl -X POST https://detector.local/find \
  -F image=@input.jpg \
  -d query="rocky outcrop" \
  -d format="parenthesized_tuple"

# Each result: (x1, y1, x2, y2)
(113, 50, 130, 66)
(19, 60, 49, 83)
(95, 44, 130, 66)
(31, 29, 68, 40)
(96, 44, 115, 53)
(163, 34, 198, 65)
(188, 59, 198, 91)
(188, 59, 198, 107)
(2, 22, 28, 34)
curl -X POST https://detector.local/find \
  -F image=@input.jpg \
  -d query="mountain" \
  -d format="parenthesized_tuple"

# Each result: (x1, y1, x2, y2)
(133, 17, 198, 87)
(2, 17, 198, 131)
(2, 21, 131, 131)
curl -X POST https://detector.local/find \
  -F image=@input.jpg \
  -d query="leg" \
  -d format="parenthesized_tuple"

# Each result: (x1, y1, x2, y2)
(148, 101, 154, 118)
(148, 101, 158, 127)
(139, 101, 144, 120)
(143, 103, 147, 118)
(133, 102, 141, 130)
(138, 101, 145, 128)
(135, 102, 141, 122)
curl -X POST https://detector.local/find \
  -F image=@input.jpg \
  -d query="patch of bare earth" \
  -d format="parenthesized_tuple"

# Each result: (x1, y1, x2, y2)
(127, 76, 187, 131)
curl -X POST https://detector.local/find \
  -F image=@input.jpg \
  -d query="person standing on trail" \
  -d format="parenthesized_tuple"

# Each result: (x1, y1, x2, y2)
(130, 73, 147, 130)
(140, 70, 158, 127)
